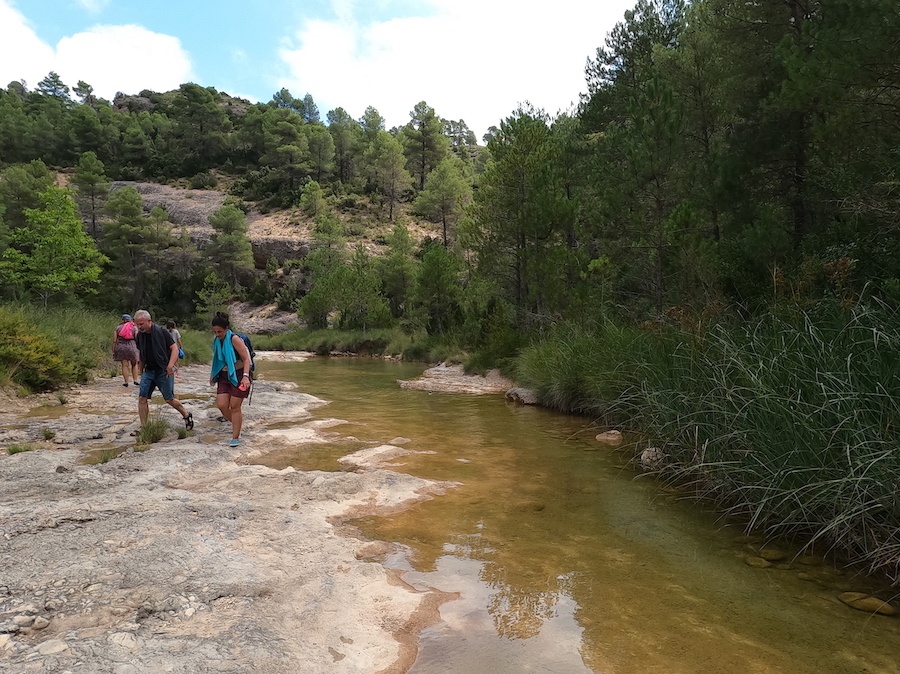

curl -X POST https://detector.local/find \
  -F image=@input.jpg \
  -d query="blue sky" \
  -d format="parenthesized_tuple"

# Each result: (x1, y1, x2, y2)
(1, 0, 635, 138)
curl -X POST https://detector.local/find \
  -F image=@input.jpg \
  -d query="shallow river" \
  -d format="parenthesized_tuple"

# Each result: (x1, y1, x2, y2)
(259, 357, 900, 674)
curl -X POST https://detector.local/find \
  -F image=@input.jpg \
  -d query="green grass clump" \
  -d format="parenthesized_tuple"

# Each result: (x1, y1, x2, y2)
(7, 443, 35, 455)
(41, 428, 56, 440)
(96, 448, 120, 464)
(136, 415, 169, 444)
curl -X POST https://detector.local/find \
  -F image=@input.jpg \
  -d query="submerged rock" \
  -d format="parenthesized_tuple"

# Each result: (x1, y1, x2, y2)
(759, 547, 787, 562)
(639, 447, 666, 470)
(838, 592, 897, 616)
(505, 388, 540, 405)
(745, 556, 773, 569)
(595, 430, 623, 446)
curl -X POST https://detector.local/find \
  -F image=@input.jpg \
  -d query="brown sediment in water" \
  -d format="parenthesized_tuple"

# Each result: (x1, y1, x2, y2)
(378, 573, 459, 674)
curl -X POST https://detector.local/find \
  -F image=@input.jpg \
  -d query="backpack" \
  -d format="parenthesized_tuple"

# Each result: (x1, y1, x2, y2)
(117, 322, 135, 340)
(236, 333, 256, 372)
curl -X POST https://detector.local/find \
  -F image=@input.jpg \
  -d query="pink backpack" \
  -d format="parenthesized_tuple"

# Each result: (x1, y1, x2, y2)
(117, 322, 135, 340)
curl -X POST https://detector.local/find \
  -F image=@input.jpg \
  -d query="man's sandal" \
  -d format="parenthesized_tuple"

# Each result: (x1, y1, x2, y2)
(183, 413, 194, 431)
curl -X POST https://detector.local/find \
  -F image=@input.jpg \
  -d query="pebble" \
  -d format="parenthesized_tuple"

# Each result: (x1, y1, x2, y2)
(12, 615, 34, 627)
(0, 634, 11, 650)
(32, 616, 50, 630)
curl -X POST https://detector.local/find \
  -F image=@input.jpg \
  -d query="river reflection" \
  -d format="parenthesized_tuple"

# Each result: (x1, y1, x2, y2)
(258, 357, 900, 674)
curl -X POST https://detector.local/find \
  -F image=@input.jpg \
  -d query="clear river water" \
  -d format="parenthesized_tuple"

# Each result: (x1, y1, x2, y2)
(258, 357, 900, 674)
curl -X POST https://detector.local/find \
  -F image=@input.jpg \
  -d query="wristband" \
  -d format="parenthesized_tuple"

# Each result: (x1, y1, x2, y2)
(242, 373, 250, 378)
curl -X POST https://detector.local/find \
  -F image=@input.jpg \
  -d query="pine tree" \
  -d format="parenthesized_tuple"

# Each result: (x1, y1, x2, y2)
(70, 151, 109, 239)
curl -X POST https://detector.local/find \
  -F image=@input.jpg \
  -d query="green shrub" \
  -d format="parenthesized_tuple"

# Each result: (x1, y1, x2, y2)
(0, 307, 83, 391)
(190, 171, 218, 189)
(7, 443, 35, 455)
(42, 428, 55, 440)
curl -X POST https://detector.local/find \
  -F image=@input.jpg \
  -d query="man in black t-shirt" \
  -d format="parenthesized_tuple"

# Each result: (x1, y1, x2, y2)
(133, 310, 194, 434)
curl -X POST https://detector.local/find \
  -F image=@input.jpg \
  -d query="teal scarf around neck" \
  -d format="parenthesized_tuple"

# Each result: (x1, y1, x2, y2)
(211, 330, 239, 386)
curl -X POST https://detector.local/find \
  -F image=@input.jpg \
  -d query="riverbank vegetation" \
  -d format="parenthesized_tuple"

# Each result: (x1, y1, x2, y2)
(2, 0, 899, 580)
(0, 304, 209, 392)
(518, 303, 900, 580)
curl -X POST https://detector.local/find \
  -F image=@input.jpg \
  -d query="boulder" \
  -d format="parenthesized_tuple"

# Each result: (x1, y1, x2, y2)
(225, 302, 300, 335)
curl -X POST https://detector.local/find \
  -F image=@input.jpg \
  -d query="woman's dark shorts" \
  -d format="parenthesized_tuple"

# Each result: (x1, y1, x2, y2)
(215, 371, 250, 399)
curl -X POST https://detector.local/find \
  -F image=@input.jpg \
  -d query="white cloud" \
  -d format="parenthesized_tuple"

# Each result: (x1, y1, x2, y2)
(76, 0, 111, 13)
(55, 25, 194, 97)
(277, 0, 635, 138)
(0, 1, 193, 98)
(0, 1, 56, 88)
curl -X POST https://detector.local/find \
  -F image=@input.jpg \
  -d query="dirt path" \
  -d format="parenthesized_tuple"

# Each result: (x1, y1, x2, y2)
(0, 354, 455, 673)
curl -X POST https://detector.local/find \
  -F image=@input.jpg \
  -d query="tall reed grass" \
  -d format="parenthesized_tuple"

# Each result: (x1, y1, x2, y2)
(517, 307, 900, 582)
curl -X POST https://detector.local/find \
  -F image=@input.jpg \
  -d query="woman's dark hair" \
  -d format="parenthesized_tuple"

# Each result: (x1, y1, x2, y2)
(165, 320, 176, 329)
(211, 311, 230, 329)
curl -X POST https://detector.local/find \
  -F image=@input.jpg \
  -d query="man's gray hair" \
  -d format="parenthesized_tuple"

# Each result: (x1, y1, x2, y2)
(134, 309, 151, 320)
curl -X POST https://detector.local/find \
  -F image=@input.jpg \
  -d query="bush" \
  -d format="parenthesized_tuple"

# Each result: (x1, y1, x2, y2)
(0, 306, 84, 391)
(7, 443, 35, 455)
(190, 172, 218, 189)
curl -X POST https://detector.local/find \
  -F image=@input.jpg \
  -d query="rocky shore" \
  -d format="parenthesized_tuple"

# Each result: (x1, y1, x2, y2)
(0, 354, 455, 673)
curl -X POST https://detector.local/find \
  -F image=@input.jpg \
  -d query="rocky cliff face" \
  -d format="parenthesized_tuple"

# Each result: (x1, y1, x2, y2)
(109, 181, 310, 266)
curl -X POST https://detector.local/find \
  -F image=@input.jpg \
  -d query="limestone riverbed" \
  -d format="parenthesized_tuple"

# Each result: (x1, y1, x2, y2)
(0, 354, 451, 673)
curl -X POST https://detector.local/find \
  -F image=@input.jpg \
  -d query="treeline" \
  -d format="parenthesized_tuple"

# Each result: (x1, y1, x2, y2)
(0, 74, 479, 212)
(1, 0, 899, 345)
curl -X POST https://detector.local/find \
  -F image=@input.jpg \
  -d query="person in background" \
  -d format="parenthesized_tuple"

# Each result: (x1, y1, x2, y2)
(133, 309, 193, 434)
(112, 314, 140, 387)
(166, 320, 184, 376)
(210, 312, 251, 447)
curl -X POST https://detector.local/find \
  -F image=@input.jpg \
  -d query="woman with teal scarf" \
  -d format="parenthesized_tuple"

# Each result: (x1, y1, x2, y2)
(210, 312, 252, 447)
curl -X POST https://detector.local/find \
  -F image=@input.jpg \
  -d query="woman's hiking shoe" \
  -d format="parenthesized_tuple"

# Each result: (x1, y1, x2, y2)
(229, 439, 240, 447)
(183, 413, 194, 431)
(122, 383, 129, 387)
(216, 416, 227, 423)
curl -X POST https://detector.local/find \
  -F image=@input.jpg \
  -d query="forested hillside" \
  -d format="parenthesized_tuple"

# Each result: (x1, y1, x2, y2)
(2, 0, 898, 337)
